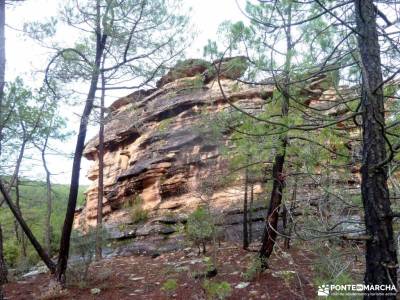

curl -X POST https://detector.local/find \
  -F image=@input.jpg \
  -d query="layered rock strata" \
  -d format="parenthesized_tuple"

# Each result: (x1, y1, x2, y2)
(75, 58, 360, 254)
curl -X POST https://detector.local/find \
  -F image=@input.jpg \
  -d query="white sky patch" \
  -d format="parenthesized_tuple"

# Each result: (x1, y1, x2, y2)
(5, 0, 247, 185)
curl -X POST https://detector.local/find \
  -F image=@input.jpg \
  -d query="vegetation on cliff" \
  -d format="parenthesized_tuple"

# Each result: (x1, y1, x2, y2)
(1, 0, 400, 299)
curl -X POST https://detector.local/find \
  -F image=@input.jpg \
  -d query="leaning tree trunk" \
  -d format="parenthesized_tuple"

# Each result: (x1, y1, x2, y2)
(15, 179, 27, 258)
(259, 141, 287, 262)
(354, 0, 398, 295)
(55, 28, 107, 283)
(0, 180, 56, 272)
(259, 3, 292, 263)
(55, 74, 99, 283)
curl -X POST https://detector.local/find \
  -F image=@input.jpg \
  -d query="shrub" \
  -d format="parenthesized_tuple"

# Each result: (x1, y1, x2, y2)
(243, 255, 264, 281)
(3, 240, 18, 267)
(131, 205, 148, 223)
(313, 243, 355, 292)
(161, 278, 178, 294)
(202, 280, 232, 300)
(66, 226, 108, 287)
(130, 195, 148, 224)
(158, 118, 174, 132)
(186, 206, 215, 254)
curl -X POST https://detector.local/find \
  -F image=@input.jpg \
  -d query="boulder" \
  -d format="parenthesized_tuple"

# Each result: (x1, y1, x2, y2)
(156, 59, 211, 88)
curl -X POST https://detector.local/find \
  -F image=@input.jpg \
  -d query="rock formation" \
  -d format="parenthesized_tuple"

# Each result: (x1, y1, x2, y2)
(75, 58, 359, 255)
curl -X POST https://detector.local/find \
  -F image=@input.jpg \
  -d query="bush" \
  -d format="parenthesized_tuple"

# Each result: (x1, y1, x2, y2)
(243, 255, 264, 281)
(129, 195, 148, 224)
(3, 240, 19, 267)
(313, 243, 355, 293)
(158, 118, 174, 132)
(161, 278, 178, 294)
(186, 206, 215, 254)
(202, 280, 232, 300)
(66, 226, 108, 287)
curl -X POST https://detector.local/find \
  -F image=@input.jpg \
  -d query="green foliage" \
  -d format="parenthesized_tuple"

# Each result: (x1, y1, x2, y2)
(23, 17, 58, 40)
(202, 280, 232, 300)
(170, 59, 211, 81)
(129, 195, 148, 224)
(224, 56, 248, 77)
(45, 0, 192, 91)
(186, 206, 215, 252)
(0, 78, 71, 184)
(200, 0, 355, 186)
(183, 74, 205, 91)
(158, 117, 174, 133)
(349, 194, 362, 206)
(3, 240, 19, 267)
(203, 256, 215, 273)
(313, 244, 355, 297)
(243, 255, 265, 281)
(0, 180, 87, 269)
(161, 278, 178, 294)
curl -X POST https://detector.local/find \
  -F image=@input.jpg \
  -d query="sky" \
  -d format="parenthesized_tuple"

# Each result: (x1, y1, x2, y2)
(5, 0, 247, 185)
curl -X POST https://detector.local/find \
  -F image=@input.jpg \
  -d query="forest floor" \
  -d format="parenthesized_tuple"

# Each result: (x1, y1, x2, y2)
(4, 242, 322, 299)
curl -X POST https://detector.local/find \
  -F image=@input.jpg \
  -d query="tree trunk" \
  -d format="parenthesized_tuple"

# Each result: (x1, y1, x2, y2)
(249, 184, 254, 244)
(14, 179, 26, 258)
(259, 142, 287, 262)
(0, 2, 7, 296)
(55, 74, 99, 283)
(243, 167, 249, 249)
(42, 142, 53, 256)
(95, 69, 105, 260)
(354, 0, 398, 295)
(0, 180, 56, 272)
(14, 179, 20, 243)
(55, 18, 107, 283)
(259, 3, 292, 263)
(0, 225, 7, 300)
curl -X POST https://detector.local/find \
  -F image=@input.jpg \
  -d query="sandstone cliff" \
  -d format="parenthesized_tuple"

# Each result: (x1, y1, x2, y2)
(75, 58, 357, 255)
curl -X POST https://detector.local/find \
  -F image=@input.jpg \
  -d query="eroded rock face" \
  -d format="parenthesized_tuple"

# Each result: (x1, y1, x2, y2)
(76, 58, 351, 253)
(79, 57, 271, 232)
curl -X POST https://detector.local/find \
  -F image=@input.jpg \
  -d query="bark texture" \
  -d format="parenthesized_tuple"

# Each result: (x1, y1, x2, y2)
(259, 143, 287, 261)
(354, 0, 398, 296)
